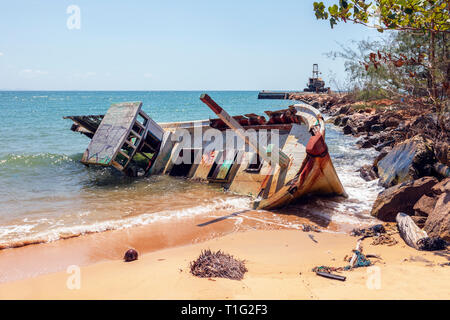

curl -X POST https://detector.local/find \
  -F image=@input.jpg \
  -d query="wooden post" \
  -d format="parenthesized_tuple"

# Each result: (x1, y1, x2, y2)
(349, 240, 362, 267)
(200, 94, 290, 168)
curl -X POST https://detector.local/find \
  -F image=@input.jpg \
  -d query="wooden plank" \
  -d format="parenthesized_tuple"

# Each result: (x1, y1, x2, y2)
(81, 102, 142, 166)
(192, 150, 219, 180)
(146, 117, 165, 141)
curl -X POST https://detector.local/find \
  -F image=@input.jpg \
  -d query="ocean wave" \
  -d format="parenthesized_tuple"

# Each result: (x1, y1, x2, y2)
(0, 153, 80, 168)
(0, 197, 252, 250)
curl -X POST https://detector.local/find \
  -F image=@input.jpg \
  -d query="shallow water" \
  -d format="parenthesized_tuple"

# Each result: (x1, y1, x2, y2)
(0, 91, 381, 248)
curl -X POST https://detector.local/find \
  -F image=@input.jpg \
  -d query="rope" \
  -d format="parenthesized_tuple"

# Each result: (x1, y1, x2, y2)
(312, 250, 372, 274)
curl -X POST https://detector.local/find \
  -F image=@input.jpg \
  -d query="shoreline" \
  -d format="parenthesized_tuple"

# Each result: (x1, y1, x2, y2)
(0, 92, 447, 299)
(0, 229, 448, 300)
(0, 207, 339, 284)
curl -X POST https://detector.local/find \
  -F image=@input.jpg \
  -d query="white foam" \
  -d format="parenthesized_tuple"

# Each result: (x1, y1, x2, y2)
(0, 197, 252, 248)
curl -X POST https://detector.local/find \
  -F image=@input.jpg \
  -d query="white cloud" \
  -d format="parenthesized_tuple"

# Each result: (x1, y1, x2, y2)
(143, 73, 152, 78)
(0, 52, 3, 57)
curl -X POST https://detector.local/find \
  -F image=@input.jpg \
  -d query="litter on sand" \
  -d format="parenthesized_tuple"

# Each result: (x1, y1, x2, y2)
(190, 249, 248, 281)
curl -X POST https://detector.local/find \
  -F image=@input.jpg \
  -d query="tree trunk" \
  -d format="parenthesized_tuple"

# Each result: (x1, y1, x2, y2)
(396, 213, 428, 250)
(430, 29, 437, 100)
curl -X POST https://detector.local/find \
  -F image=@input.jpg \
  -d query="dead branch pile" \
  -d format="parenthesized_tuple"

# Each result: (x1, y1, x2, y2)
(190, 249, 247, 280)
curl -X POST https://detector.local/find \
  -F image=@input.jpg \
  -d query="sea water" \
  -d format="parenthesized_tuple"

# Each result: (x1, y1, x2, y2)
(0, 91, 381, 248)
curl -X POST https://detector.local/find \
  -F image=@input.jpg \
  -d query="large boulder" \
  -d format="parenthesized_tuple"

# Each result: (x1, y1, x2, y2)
(343, 124, 355, 135)
(377, 135, 436, 188)
(423, 178, 450, 241)
(337, 105, 352, 115)
(371, 177, 438, 222)
(413, 194, 437, 216)
(356, 138, 373, 149)
(423, 191, 450, 241)
(432, 177, 450, 195)
(383, 116, 400, 128)
(370, 124, 384, 133)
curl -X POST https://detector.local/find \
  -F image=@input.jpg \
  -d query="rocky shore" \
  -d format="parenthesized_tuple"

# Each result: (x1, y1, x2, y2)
(290, 93, 450, 243)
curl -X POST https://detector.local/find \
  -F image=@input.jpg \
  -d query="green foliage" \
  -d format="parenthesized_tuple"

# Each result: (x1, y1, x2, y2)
(313, 0, 450, 33)
(327, 31, 448, 99)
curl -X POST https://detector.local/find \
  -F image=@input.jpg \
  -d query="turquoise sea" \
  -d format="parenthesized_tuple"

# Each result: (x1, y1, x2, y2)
(0, 91, 381, 248)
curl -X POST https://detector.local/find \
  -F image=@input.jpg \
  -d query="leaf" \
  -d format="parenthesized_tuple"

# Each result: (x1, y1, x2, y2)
(393, 59, 404, 67)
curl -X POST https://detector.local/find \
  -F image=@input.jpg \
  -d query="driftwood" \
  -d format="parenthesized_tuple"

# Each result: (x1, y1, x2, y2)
(396, 212, 428, 249)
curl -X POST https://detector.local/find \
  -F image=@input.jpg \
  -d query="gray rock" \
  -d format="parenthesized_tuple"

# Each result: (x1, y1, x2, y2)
(377, 135, 436, 188)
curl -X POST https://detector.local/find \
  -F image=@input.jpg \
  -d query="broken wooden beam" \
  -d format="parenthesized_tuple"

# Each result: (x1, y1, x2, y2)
(200, 94, 290, 168)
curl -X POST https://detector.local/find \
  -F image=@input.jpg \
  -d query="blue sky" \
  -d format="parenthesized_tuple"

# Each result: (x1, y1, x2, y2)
(0, 1, 383, 90)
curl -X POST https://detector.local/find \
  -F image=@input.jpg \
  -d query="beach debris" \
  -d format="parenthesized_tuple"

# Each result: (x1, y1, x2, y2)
(190, 249, 247, 281)
(371, 234, 398, 246)
(351, 224, 386, 238)
(351, 223, 399, 246)
(124, 248, 138, 262)
(308, 234, 318, 243)
(312, 266, 343, 273)
(315, 271, 346, 281)
(349, 240, 362, 267)
(396, 212, 428, 250)
(416, 237, 447, 251)
(302, 224, 321, 233)
(351, 250, 372, 268)
(365, 254, 382, 259)
(312, 241, 372, 280)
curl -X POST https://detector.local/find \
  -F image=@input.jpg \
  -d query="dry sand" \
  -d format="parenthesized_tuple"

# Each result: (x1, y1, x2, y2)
(0, 229, 448, 300)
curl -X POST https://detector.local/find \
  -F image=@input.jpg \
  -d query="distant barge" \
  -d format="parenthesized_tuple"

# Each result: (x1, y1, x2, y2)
(258, 64, 330, 100)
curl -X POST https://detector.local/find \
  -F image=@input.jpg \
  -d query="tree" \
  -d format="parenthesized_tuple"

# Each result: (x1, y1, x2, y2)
(313, 0, 449, 33)
(313, 0, 449, 110)
(327, 32, 448, 99)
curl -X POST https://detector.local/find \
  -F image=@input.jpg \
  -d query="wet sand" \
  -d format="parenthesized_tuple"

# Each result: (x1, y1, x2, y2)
(0, 207, 334, 284)
(0, 228, 448, 300)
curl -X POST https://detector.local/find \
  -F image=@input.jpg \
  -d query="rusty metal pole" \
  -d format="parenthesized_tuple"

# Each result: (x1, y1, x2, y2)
(200, 94, 290, 168)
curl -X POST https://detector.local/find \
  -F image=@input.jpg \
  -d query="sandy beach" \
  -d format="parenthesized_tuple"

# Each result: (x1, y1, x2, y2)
(0, 228, 448, 300)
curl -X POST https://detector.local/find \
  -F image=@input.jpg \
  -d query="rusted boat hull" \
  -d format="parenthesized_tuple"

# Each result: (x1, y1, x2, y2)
(64, 95, 347, 210)
(255, 152, 346, 210)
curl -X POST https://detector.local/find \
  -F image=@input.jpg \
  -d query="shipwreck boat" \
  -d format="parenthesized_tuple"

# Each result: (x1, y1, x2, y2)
(64, 94, 347, 210)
